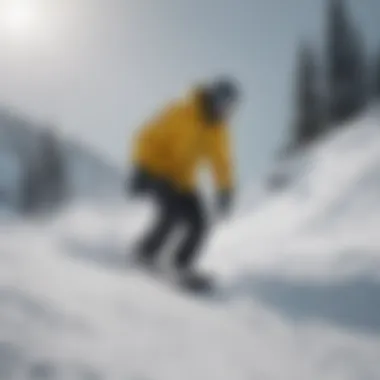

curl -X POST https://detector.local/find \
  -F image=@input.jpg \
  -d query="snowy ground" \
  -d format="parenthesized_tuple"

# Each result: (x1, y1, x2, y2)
(1, 108, 380, 379)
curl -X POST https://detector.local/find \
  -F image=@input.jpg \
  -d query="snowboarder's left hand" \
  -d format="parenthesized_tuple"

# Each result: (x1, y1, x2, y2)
(217, 189, 233, 217)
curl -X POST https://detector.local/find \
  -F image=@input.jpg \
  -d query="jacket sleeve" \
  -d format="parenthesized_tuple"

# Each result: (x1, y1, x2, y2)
(206, 126, 234, 191)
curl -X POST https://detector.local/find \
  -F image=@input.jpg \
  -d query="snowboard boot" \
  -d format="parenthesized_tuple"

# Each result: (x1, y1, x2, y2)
(130, 251, 158, 273)
(171, 265, 213, 292)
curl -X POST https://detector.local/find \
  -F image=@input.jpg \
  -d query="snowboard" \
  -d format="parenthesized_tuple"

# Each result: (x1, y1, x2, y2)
(142, 266, 214, 294)
(126, 254, 215, 294)
(170, 271, 215, 294)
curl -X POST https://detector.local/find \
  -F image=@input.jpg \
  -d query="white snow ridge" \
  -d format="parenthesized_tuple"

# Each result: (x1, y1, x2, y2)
(1, 108, 380, 379)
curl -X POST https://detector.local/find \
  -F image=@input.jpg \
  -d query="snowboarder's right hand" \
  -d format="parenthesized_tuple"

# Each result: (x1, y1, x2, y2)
(125, 168, 150, 196)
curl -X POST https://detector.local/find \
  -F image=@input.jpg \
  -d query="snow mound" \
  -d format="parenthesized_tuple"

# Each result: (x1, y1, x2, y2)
(205, 106, 380, 281)
(0, 107, 123, 210)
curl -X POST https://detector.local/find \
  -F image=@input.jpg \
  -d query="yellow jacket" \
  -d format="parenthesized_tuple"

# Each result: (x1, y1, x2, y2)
(132, 89, 234, 192)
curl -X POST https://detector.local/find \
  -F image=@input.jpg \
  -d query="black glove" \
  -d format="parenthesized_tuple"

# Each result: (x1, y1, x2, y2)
(217, 189, 233, 216)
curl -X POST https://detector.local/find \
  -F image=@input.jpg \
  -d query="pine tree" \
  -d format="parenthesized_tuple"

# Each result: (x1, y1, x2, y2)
(375, 50, 380, 98)
(39, 129, 66, 206)
(21, 155, 39, 213)
(326, 0, 367, 124)
(293, 43, 321, 147)
(349, 25, 368, 112)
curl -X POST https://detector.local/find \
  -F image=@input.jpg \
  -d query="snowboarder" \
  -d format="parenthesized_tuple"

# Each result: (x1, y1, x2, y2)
(126, 77, 240, 283)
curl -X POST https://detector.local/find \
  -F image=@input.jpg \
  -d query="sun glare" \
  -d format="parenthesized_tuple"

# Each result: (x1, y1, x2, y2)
(1, 1, 40, 39)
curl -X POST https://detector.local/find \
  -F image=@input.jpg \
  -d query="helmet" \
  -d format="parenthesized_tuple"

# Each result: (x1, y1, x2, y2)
(203, 76, 240, 122)
(209, 77, 240, 105)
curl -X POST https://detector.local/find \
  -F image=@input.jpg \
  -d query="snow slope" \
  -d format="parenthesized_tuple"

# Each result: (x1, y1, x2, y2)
(1, 208, 380, 380)
(1, 108, 380, 379)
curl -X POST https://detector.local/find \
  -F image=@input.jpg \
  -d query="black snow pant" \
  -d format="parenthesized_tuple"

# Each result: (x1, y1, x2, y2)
(129, 168, 207, 270)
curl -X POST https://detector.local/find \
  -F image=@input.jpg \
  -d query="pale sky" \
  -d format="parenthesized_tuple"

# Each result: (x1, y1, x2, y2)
(0, 0, 379, 188)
